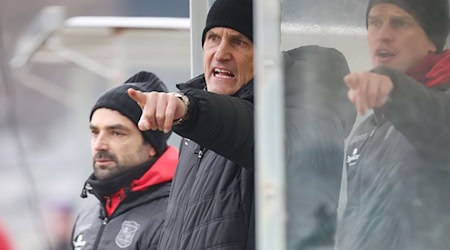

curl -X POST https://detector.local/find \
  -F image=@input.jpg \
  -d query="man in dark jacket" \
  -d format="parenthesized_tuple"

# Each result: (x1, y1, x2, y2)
(71, 71, 178, 250)
(130, 1, 255, 249)
(336, 0, 450, 250)
(128, 0, 356, 249)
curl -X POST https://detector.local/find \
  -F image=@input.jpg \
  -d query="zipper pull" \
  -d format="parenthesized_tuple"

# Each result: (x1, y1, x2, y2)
(197, 149, 203, 159)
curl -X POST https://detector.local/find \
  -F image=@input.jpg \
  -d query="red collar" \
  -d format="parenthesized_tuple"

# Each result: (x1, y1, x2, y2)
(406, 50, 450, 88)
(105, 146, 178, 217)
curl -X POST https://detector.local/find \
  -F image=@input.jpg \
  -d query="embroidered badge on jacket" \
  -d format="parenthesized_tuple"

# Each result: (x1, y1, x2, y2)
(115, 220, 141, 248)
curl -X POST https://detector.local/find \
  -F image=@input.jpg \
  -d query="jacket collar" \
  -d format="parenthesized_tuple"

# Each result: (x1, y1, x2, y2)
(176, 74, 254, 101)
(81, 146, 178, 217)
(81, 146, 177, 199)
(406, 50, 450, 87)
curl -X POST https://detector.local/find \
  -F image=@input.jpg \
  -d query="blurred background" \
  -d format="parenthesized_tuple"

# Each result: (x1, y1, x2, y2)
(2, 0, 448, 249)
(0, 0, 190, 249)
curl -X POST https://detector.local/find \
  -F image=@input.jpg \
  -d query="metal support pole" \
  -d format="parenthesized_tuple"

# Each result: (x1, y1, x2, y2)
(189, 0, 209, 77)
(254, 0, 286, 250)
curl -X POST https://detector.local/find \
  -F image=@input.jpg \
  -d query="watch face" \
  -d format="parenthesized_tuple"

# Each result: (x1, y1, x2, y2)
(172, 92, 189, 125)
(174, 93, 189, 106)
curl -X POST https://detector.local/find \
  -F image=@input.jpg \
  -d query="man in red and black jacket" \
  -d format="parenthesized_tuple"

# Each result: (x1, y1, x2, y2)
(71, 71, 178, 250)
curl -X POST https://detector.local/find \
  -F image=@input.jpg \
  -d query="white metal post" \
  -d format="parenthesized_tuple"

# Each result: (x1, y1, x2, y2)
(189, 0, 209, 77)
(254, 0, 286, 250)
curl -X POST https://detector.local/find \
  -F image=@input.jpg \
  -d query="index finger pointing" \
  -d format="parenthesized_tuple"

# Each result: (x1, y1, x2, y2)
(344, 73, 359, 89)
(128, 88, 146, 109)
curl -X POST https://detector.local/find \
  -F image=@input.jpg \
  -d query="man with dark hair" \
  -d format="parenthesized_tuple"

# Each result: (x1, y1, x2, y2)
(337, 0, 450, 249)
(71, 71, 178, 250)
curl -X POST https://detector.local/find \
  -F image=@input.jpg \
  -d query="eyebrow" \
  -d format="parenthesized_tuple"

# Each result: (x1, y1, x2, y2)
(368, 14, 414, 22)
(206, 30, 219, 37)
(229, 33, 247, 40)
(89, 124, 130, 131)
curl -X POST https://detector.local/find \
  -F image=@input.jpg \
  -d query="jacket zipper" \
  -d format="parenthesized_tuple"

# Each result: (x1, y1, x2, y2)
(93, 209, 109, 250)
(197, 148, 204, 159)
(194, 147, 205, 173)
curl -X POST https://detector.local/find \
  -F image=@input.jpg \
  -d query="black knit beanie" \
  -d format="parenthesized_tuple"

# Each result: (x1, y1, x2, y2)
(90, 71, 171, 156)
(366, 0, 450, 52)
(201, 0, 253, 45)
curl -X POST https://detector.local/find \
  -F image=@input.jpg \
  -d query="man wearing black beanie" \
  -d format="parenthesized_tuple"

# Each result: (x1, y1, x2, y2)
(129, 0, 256, 249)
(71, 71, 178, 250)
(337, 0, 450, 250)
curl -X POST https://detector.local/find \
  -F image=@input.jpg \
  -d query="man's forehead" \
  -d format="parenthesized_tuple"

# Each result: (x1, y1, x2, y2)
(369, 3, 414, 19)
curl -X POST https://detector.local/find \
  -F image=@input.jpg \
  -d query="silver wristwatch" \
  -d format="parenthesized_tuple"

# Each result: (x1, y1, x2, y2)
(172, 92, 190, 125)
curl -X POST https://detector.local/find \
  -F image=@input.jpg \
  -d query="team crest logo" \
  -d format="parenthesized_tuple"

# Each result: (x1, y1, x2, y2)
(115, 220, 141, 248)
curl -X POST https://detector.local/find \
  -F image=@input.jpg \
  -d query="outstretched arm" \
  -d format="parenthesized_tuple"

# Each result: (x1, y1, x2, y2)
(128, 87, 254, 168)
(375, 66, 450, 160)
(344, 66, 450, 159)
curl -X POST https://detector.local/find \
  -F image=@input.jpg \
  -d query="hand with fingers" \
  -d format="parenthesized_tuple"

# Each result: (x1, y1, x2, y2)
(344, 72, 393, 115)
(128, 89, 188, 133)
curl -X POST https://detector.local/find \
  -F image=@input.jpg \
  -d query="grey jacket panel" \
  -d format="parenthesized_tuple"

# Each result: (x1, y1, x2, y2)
(72, 183, 171, 250)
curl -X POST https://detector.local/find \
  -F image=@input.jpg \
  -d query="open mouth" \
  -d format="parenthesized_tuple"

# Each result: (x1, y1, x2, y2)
(376, 49, 395, 58)
(213, 68, 235, 79)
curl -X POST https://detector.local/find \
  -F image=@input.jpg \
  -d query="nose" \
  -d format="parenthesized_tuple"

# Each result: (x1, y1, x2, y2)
(92, 132, 108, 152)
(376, 23, 394, 42)
(214, 40, 232, 61)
